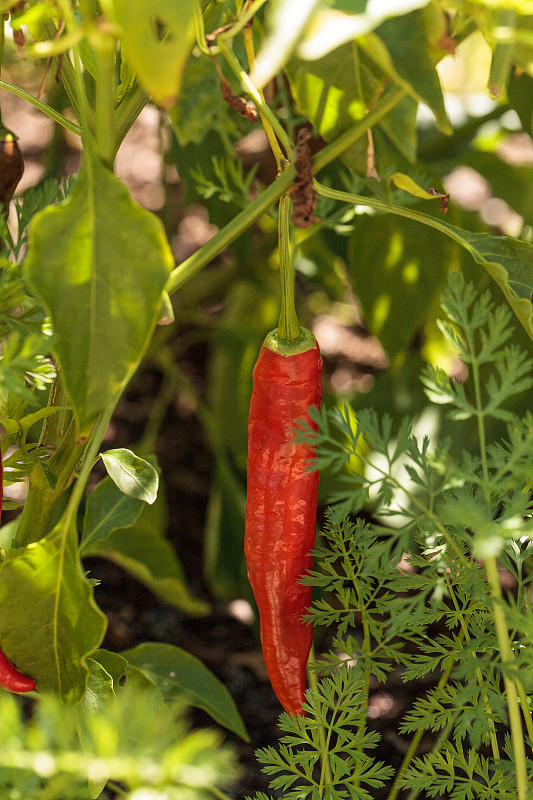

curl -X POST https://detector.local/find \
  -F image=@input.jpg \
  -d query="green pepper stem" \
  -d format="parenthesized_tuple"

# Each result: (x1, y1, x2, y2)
(277, 192, 299, 340)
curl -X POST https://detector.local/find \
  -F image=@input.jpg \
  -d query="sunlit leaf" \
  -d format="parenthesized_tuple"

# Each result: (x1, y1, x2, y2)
(0, 522, 107, 704)
(80, 475, 145, 553)
(25, 156, 173, 431)
(101, 449, 159, 505)
(110, 0, 196, 107)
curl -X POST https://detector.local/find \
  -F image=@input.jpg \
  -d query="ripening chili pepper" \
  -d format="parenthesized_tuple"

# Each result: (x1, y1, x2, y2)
(0, 455, 36, 694)
(245, 326, 322, 715)
(0, 648, 36, 693)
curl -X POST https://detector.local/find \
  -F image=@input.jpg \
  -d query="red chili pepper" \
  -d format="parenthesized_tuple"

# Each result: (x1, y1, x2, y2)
(0, 648, 36, 693)
(245, 327, 322, 715)
(0, 455, 36, 694)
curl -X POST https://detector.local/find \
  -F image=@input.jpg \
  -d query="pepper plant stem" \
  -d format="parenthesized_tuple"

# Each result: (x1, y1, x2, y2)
(242, 24, 285, 170)
(167, 84, 406, 295)
(485, 555, 529, 800)
(16, 419, 86, 547)
(93, 30, 116, 166)
(217, 37, 294, 160)
(277, 192, 299, 340)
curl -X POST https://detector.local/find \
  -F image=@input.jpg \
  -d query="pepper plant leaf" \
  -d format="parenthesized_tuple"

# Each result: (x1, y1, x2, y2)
(81, 486, 209, 616)
(25, 156, 173, 432)
(101, 448, 159, 505)
(121, 642, 249, 742)
(372, 7, 452, 134)
(0, 521, 107, 705)
(79, 475, 145, 554)
(109, 0, 196, 108)
(286, 44, 418, 175)
(347, 212, 455, 358)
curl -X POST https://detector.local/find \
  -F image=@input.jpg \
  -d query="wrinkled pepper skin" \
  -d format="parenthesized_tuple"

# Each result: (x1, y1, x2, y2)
(0, 457, 36, 694)
(245, 330, 322, 715)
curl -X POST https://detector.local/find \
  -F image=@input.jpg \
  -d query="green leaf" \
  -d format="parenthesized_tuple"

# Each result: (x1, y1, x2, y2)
(110, 0, 196, 108)
(374, 7, 451, 134)
(82, 487, 209, 616)
(92, 648, 129, 688)
(453, 228, 533, 342)
(25, 156, 173, 432)
(80, 475, 145, 554)
(101, 448, 159, 505)
(347, 211, 453, 357)
(286, 44, 417, 174)
(0, 522, 107, 704)
(170, 51, 231, 147)
(121, 642, 249, 741)
(1, 405, 70, 438)
(204, 462, 249, 600)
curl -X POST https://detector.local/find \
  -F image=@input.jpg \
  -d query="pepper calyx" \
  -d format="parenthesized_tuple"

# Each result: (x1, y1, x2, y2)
(263, 327, 318, 356)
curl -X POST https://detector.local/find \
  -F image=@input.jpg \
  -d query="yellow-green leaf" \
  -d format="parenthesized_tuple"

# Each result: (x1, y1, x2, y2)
(110, 0, 196, 108)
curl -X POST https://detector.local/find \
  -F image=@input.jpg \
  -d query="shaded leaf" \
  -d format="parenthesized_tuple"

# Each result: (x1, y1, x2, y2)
(122, 642, 249, 741)
(82, 487, 209, 616)
(347, 211, 454, 357)
(375, 7, 451, 134)
(80, 475, 145, 554)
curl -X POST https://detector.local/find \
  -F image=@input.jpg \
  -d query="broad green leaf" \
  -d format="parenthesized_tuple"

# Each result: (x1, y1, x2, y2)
(0, 522, 107, 704)
(0, 518, 18, 551)
(286, 44, 417, 174)
(25, 156, 173, 432)
(82, 487, 209, 616)
(101, 448, 159, 505)
(121, 642, 249, 741)
(455, 229, 533, 341)
(508, 69, 533, 134)
(374, 7, 451, 134)
(110, 0, 196, 108)
(348, 212, 455, 358)
(170, 52, 232, 147)
(296, 0, 431, 60)
(80, 475, 145, 554)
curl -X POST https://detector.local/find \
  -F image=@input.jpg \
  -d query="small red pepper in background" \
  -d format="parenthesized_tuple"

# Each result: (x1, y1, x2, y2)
(245, 327, 322, 715)
(0, 453, 36, 694)
(0, 648, 36, 693)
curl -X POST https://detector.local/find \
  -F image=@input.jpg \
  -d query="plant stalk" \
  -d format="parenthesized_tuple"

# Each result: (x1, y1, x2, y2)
(242, 24, 285, 170)
(485, 555, 529, 800)
(277, 192, 299, 340)
(93, 29, 116, 165)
